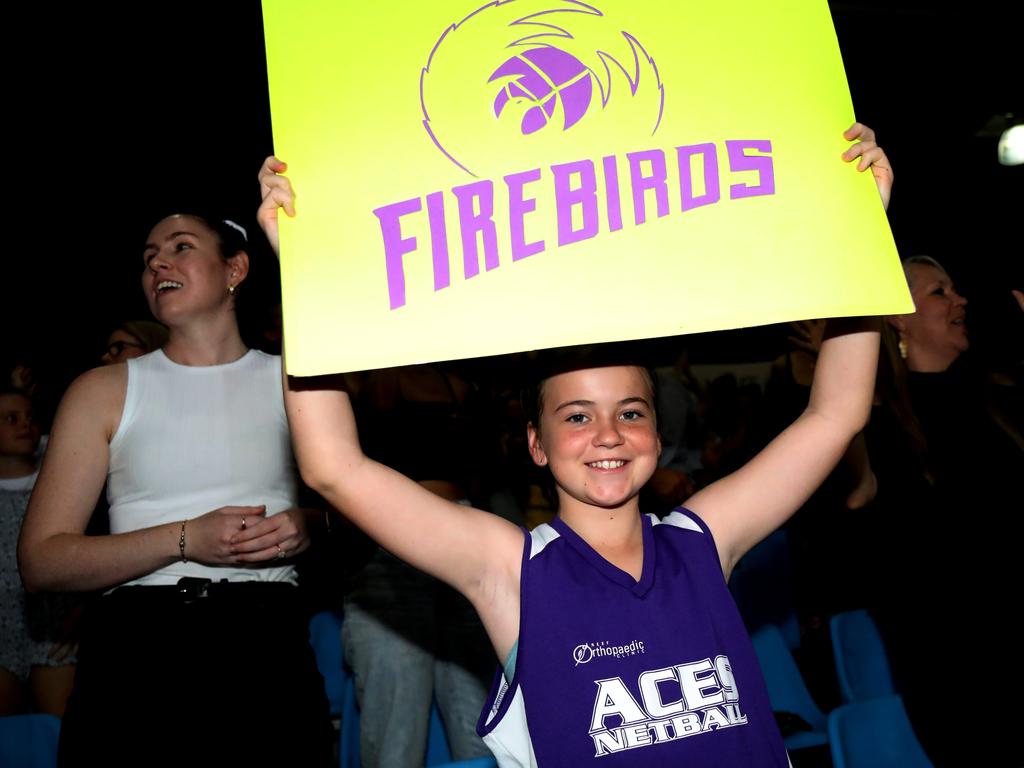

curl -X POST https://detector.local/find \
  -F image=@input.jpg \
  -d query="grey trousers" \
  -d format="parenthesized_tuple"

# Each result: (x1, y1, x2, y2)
(343, 550, 495, 768)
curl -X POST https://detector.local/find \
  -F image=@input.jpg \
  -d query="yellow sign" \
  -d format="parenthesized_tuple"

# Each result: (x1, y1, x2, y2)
(263, 0, 911, 375)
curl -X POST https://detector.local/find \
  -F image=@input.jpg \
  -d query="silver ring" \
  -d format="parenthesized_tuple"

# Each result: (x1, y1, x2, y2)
(276, 544, 285, 560)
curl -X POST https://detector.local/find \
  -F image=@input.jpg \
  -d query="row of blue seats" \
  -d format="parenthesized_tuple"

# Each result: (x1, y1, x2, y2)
(731, 529, 932, 765)
(0, 693, 938, 768)
(752, 616, 932, 767)
(0, 612, 927, 768)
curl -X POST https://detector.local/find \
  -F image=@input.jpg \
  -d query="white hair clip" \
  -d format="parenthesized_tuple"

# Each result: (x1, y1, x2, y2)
(222, 219, 248, 241)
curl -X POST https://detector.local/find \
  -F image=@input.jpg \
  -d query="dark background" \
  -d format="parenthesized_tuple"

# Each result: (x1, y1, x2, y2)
(7, 1, 1021, 399)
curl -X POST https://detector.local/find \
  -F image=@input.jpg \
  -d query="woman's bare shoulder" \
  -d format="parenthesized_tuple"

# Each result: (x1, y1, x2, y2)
(56, 364, 129, 440)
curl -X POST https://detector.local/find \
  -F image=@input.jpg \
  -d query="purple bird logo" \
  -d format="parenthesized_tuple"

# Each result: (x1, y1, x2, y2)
(489, 47, 594, 135)
(421, 0, 663, 176)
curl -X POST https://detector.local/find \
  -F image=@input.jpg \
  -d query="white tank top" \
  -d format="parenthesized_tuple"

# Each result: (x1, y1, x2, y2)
(108, 349, 298, 586)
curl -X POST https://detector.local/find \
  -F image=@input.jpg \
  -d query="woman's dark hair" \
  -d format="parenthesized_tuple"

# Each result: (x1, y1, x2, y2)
(143, 206, 250, 260)
(152, 211, 249, 263)
(876, 322, 932, 483)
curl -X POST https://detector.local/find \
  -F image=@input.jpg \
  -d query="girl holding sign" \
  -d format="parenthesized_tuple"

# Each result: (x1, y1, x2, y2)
(257, 122, 891, 766)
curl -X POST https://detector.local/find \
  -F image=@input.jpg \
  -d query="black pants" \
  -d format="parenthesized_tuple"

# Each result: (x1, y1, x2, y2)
(59, 581, 333, 768)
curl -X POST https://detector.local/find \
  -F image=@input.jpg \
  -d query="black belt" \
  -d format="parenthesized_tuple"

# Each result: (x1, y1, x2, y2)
(109, 577, 296, 605)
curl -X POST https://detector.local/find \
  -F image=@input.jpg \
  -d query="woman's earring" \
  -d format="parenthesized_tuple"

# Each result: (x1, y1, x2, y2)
(228, 284, 236, 296)
(898, 336, 908, 360)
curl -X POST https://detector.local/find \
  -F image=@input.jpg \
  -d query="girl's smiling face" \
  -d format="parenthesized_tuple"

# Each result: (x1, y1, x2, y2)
(528, 365, 660, 514)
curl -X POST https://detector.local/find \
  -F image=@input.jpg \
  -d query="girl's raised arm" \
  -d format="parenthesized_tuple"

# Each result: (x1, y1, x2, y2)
(257, 158, 524, 659)
(685, 123, 891, 576)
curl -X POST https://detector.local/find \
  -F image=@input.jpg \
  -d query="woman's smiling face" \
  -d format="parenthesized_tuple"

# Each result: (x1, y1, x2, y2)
(528, 365, 660, 513)
(900, 263, 968, 371)
(141, 215, 244, 326)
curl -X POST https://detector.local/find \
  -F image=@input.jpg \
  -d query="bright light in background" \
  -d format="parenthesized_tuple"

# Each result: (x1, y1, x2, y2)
(998, 124, 1023, 166)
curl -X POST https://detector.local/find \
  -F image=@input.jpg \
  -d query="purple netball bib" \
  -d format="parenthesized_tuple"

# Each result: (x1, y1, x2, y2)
(478, 509, 790, 767)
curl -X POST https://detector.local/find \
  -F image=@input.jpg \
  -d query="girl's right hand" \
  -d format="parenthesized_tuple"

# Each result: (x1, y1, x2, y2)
(183, 505, 266, 565)
(257, 156, 296, 257)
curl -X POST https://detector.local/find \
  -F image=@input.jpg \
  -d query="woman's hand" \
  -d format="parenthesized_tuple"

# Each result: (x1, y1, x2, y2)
(257, 156, 296, 257)
(227, 507, 313, 563)
(47, 640, 77, 663)
(842, 123, 893, 211)
(183, 505, 267, 565)
(46, 605, 84, 663)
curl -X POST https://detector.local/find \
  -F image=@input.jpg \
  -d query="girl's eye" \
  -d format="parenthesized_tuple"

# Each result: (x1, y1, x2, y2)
(174, 241, 193, 252)
(566, 413, 588, 424)
(621, 410, 644, 422)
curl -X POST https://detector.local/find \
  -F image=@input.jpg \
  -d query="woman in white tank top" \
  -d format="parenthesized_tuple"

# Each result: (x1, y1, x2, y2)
(18, 212, 333, 766)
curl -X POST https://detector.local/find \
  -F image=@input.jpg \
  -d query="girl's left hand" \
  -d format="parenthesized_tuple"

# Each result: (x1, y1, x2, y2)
(842, 123, 893, 211)
(228, 507, 313, 563)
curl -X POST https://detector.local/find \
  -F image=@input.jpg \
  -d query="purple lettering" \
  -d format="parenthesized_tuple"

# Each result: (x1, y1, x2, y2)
(373, 139, 774, 310)
(452, 180, 500, 278)
(603, 155, 623, 232)
(425, 192, 451, 292)
(552, 160, 599, 246)
(373, 197, 422, 310)
(627, 149, 669, 225)
(676, 143, 721, 211)
(726, 140, 775, 199)
(504, 169, 545, 261)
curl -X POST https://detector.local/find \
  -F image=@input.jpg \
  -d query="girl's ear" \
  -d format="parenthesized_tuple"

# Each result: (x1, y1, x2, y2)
(527, 422, 548, 467)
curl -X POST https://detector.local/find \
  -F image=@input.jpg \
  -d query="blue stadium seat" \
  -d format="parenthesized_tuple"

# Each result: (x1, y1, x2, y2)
(430, 759, 498, 768)
(0, 714, 61, 768)
(750, 624, 828, 750)
(309, 609, 347, 718)
(730, 530, 800, 649)
(830, 609, 895, 704)
(829, 695, 933, 768)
